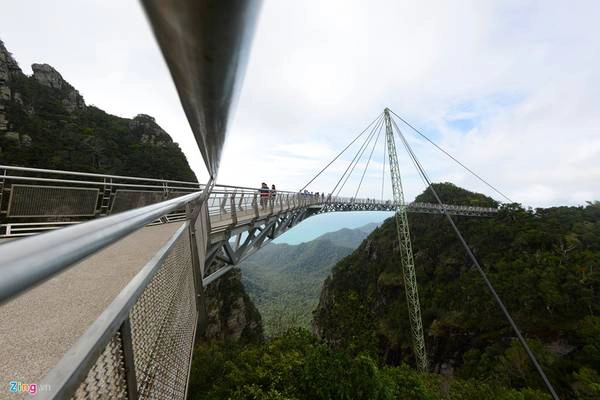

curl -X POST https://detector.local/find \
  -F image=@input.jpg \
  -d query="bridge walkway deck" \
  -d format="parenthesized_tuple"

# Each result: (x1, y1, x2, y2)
(0, 222, 183, 396)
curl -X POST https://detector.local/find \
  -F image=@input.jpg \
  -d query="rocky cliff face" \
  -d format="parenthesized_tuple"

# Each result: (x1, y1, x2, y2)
(31, 63, 85, 112)
(129, 114, 175, 147)
(0, 40, 21, 131)
(204, 269, 263, 343)
(0, 38, 196, 182)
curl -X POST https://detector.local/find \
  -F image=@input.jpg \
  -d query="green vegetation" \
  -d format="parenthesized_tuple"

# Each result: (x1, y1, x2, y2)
(314, 183, 600, 398)
(189, 328, 550, 400)
(204, 269, 264, 343)
(191, 183, 598, 398)
(0, 54, 196, 181)
(241, 225, 376, 336)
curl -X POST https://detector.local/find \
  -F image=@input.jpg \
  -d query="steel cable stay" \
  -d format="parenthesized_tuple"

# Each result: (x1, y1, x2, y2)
(389, 115, 560, 400)
(300, 112, 384, 192)
(334, 116, 385, 199)
(352, 119, 384, 201)
(325, 121, 377, 199)
(390, 118, 431, 197)
(389, 109, 514, 204)
(329, 115, 384, 199)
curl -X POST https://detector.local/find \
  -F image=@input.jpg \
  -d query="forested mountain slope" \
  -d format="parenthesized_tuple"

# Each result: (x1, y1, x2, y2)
(0, 39, 196, 181)
(315, 222, 379, 248)
(314, 183, 600, 399)
(242, 223, 379, 335)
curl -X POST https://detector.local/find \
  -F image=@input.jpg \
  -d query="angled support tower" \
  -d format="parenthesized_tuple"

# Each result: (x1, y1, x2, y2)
(383, 108, 428, 372)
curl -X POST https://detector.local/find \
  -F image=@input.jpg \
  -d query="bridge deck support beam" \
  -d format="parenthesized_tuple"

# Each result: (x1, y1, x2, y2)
(186, 193, 211, 337)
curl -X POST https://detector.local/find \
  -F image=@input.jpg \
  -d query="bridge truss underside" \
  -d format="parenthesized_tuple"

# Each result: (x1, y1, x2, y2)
(202, 199, 497, 285)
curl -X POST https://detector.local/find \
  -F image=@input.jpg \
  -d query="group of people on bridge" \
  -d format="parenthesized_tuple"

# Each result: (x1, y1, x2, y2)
(258, 182, 392, 210)
(258, 183, 329, 209)
(302, 190, 326, 202)
(259, 182, 277, 208)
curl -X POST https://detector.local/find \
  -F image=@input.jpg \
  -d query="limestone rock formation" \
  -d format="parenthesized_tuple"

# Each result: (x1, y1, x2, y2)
(129, 114, 173, 147)
(0, 105, 7, 131)
(0, 40, 21, 130)
(31, 63, 85, 112)
(31, 63, 64, 89)
(0, 39, 21, 81)
(203, 269, 263, 343)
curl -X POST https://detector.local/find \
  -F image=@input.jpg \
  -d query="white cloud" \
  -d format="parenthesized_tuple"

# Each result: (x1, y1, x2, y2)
(2, 0, 599, 207)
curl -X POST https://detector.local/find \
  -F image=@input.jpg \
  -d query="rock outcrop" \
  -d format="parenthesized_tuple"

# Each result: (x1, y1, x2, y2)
(129, 114, 173, 147)
(0, 40, 21, 81)
(204, 269, 263, 343)
(31, 63, 85, 112)
(0, 40, 21, 130)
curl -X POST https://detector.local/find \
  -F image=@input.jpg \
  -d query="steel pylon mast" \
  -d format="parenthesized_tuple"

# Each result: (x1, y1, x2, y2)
(383, 108, 428, 372)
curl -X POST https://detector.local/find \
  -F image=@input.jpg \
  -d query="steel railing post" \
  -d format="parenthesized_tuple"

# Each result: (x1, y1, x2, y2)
(119, 317, 138, 400)
(230, 193, 237, 225)
(186, 198, 209, 337)
(219, 193, 228, 217)
(238, 193, 244, 212)
(252, 193, 259, 218)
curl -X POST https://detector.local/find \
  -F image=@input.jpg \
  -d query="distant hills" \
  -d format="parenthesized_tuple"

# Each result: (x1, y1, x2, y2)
(241, 222, 381, 335)
(315, 222, 379, 248)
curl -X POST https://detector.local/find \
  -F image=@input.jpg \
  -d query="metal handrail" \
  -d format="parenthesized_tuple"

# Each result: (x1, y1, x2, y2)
(0, 165, 201, 185)
(1, 164, 321, 195)
(37, 222, 189, 400)
(0, 190, 204, 304)
(1, 175, 203, 191)
(409, 201, 498, 213)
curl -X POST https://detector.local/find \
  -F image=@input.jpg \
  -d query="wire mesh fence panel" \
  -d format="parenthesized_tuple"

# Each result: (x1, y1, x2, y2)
(129, 231, 197, 400)
(7, 185, 99, 217)
(110, 190, 167, 214)
(71, 332, 129, 400)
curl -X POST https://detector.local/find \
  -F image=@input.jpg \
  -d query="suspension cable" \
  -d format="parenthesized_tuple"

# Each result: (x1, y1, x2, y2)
(300, 112, 383, 192)
(353, 120, 384, 200)
(389, 110, 513, 203)
(333, 116, 384, 199)
(327, 115, 382, 199)
(391, 119, 430, 194)
(389, 117, 560, 400)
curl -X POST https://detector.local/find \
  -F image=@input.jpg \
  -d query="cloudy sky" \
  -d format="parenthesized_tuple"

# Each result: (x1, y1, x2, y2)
(2, 1, 599, 207)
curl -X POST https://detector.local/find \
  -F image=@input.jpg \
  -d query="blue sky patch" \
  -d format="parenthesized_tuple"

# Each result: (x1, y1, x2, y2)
(444, 92, 525, 133)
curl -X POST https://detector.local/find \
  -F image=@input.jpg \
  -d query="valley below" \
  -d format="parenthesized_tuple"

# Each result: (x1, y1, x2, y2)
(241, 223, 380, 336)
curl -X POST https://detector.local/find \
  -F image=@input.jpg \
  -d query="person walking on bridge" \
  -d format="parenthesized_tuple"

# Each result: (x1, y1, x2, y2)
(270, 184, 277, 207)
(260, 182, 269, 209)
